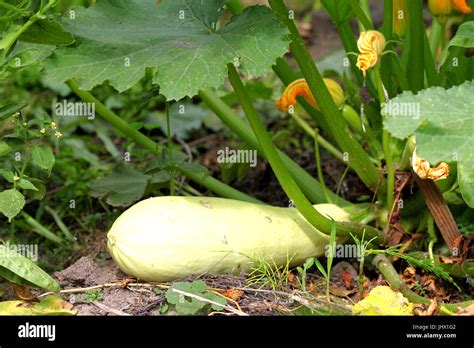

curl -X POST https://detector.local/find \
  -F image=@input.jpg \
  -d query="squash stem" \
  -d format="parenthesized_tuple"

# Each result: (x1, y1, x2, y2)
(165, 102, 175, 196)
(66, 79, 260, 204)
(198, 88, 349, 206)
(228, 63, 382, 242)
(372, 67, 395, 211)
(268, 0, 385, 198)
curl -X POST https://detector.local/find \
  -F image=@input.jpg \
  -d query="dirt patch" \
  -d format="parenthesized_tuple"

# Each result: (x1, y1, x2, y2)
(53, 256, 164, 316)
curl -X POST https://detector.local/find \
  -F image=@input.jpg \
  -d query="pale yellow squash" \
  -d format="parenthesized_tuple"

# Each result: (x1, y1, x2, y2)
(107, 196, 349, 282)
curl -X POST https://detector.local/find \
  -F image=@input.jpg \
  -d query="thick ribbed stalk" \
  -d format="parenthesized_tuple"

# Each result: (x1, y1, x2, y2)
(348, 0, 374, 31)
(165, 102, 175, 195)
(407, 0, 425, 92)
(373, 68, 395, 209)
(66, 79, 260, 204)
(269, 0, 384, 196)
(228, 63, 382, 241)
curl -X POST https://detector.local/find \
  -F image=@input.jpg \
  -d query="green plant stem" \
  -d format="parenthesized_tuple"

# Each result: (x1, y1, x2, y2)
(424, 30, 441, 86)
(314, 129, 332, 203)
(66, 79, 260, 204)
(165, 102, 175, 196)
(21, 212, 63, 244)
(399, 135, 415, 169)
(373, 254, 430, 304)
(173, 163, 261, 204)
(380, 0, 396, 96)
(348, 0, 374, 31)
(429, 19, 444, 61)
(402, 166, 457, 216)
(269, 0, 384, 197)
(426, 213, 437, 263)
(407, 0, 425, 92)
(228, 63, 382, 241)
(341, 105, 383, 160)
(373, 255, 473, 313)
(290, 112, 344, 163)
(372, 68, 394, 210)
(44, 206, 76, 244)
(0, 0, 56, 55)
(0, 1, 26, 13)
(336, 165, 350, 198)
(198, 88, 349, 206)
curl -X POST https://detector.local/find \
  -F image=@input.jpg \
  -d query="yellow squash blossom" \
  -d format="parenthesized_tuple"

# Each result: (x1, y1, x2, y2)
(356, 30, 386, 77)
(411, 150, 449, 181)
(276, 78, 344, 112)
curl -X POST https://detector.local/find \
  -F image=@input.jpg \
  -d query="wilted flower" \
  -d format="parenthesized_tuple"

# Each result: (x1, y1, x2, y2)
(40, 128, 46, 134)
(411, 151, 449, 181)
(13, 175, 20, 181)
(276, 78, 344, 112)
(51, 122, 57, 129)
(356, 30, 386, 77)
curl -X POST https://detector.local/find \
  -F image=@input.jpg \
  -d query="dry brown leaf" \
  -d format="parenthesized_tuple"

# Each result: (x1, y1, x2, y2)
(456, 303, 474, 316)
(413, 299, 438, 316)
(12, 284, 36, 301)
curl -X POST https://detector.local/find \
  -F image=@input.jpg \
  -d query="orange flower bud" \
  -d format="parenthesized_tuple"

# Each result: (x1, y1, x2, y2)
(393, 0, 408, 37)
(428, 0, 453, 16)
(276, 78, 344, 112)
(356, 31, 386, 77)
(451, 0, 472, 13)
(428, 0, 471, 19)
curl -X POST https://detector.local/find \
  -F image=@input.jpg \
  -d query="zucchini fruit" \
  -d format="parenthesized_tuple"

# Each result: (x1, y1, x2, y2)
(107, 196, 349, 282)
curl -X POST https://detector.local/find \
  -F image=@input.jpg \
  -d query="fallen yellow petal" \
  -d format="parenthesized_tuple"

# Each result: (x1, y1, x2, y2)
(352, 286, 414, 316)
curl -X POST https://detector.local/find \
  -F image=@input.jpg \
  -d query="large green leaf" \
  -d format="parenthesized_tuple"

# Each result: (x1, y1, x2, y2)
(458, 163, 474, 208)
(384, 81, 474, 207)
(89, 165, 148, 207)
(19, 18, 74, 46)
(440, 22, 474, 86)
(44, 0, 290, 100)
(0, 189, 25, 222)
(0, 245, 60, 292)
(441, 21, 474, 66)
(146, 103, 208, 139)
